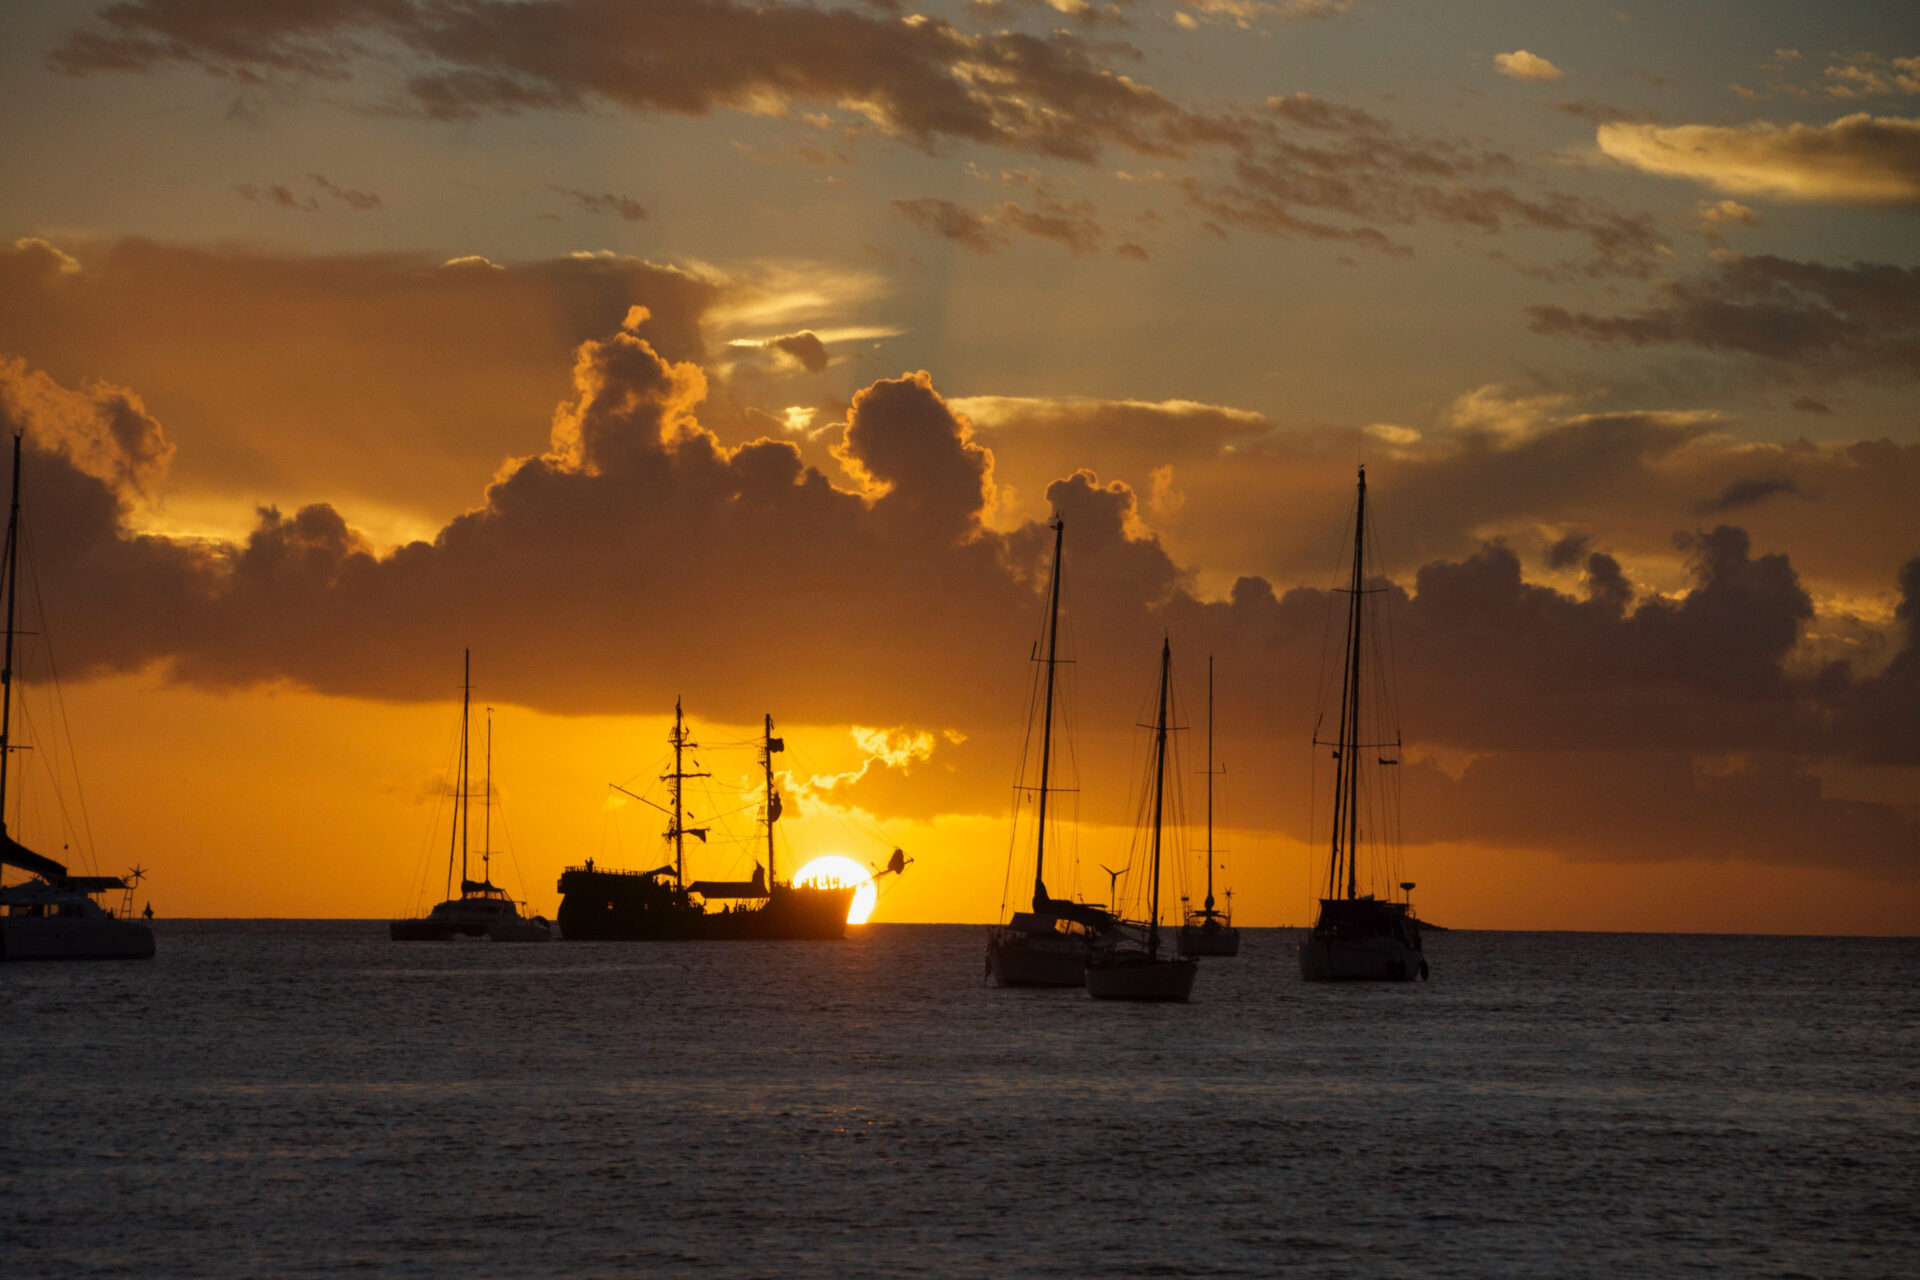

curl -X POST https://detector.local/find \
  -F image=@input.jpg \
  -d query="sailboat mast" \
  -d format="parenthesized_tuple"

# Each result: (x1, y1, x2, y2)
(1031, 515, 1065, 909)
(459, 649, 471, 890)
(0, 434, 20, 832)
(1204, 653, 1215, 912)
(1326, 467, 1369, 901)
(483, 706, 492, 885)
(1147, 636, 1171, 958)
(764, 713, 777, 888)
(1343, 468, 1368, 900)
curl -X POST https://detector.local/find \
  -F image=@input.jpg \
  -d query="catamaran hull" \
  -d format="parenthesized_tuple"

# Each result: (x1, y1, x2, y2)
(1298, 935, 1426, 981)
(0, 917, 154, 961)
(389, 918, 486, 940)
(486, 917, 552, 942)
(985, 930, 1094, 987)
(1085, 952, 1198, 1001)
(1176, 924, 1240, 956)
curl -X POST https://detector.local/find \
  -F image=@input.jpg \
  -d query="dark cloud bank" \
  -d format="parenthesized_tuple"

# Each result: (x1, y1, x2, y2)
(1, 313, 1914, 879)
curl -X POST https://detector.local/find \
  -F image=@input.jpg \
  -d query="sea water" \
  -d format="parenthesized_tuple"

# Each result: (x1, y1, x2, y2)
(2, 924, 1915, 1278)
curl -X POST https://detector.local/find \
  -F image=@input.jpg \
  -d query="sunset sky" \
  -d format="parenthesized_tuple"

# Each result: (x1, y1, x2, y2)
(0, 0, 1914, 932)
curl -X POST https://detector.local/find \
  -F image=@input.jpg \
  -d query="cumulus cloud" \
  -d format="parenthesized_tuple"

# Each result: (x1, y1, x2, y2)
(1495, 51, 1562, 83)
(3, 327, 1915, 877)
(1598, 114, 1920, 206)
(0, 239, 723, 522)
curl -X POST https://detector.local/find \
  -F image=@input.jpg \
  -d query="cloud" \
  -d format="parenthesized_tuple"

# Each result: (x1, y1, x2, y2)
(1495, 51, 1563, 83)
(52, 0, 1243, 164)
(552, 187, 649, 221)
(4, 326, 1915, 878)
(0, 239, 724, 526)
(729, 330, 832, 373)
(51, 3, 1661, 274)
(1598, 114, 1920, 206)
(0, 358, 176, 501)
(1694, 474, 1803, 515)
(1526, 253, 1920, 382)
(891, 195, 1105, 255)
(309, 174, 381, 210)
(1175, 94, 1666, 273)
(892, 198, 1007, 254)
(237, 174, 381, 212)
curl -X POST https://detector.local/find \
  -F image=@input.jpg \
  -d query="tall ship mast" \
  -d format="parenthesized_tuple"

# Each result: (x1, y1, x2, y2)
(0, 433, 155, 962)
(986, 516, 1121, 988)
(1299, 466, 1427, 982)
(556, 704, 906, 941)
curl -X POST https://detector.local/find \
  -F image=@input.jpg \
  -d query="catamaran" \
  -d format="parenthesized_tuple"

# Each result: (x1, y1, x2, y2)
(1299, 466, 1427, 982)
(390, 652, 551, 941)
(986, 516, 1120, 987)
(0, 433, 155, 962)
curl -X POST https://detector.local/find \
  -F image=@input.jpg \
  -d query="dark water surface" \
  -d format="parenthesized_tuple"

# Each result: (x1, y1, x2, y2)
(4, 924, 1916, 1278)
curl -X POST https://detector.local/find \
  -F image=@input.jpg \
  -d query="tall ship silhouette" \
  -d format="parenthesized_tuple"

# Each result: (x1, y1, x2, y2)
(558, 703, 902, 940)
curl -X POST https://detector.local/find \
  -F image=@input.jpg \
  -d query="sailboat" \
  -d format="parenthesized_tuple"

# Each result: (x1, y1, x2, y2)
(1177, 654, 1240, 957)
(556, 707, 889, 940)
(0, 433, 155, 962)
(1086, 636, 1199, 1001)
(986, 516, 1121, 987)
(390, 652, 551, 941)
(1299, 466, 1427, 982)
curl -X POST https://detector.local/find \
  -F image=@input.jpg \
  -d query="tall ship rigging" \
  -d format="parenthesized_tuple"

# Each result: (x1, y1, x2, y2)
(1177, 654, 1239, 957)
(986, 516, 1120, 987)
(390, 652, 551, 941)
(557, 704, 902, 940)
(1299, 466, 1427, 982)
(1086, 636, 1199, 1002)
(0, 433, 155, 962)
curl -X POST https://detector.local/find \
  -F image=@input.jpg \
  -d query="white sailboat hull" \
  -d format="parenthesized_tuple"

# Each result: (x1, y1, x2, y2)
(1085, 951, 1198, 1002)
(1298, 934, 1426, 982)
(1, 915, 154, 961)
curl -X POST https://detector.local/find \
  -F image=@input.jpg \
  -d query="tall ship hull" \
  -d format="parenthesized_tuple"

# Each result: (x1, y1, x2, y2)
(557, 868, 854, 941)
(1176, 920, 1240, 957)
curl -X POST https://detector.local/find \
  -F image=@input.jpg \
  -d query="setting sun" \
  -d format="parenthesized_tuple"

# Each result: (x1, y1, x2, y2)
(793, 856, 877, 925)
